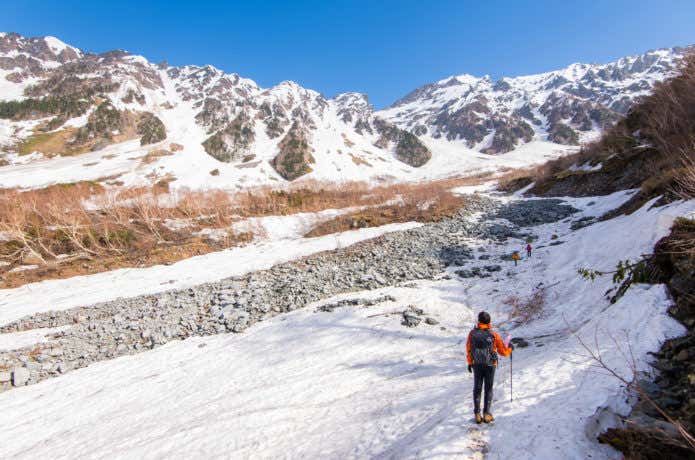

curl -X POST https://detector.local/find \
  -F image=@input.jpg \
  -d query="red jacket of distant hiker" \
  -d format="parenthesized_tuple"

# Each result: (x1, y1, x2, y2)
(466, 323, 512, 366)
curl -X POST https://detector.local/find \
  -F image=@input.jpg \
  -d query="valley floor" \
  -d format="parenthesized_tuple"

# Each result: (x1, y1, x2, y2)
(1, 190, 694, 459)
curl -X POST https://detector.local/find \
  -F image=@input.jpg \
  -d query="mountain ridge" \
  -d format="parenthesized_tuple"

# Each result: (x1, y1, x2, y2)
(0, 31, 690, 189)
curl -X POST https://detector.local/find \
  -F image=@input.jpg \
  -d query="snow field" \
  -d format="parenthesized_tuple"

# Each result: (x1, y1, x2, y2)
(0, 193, 694, 458)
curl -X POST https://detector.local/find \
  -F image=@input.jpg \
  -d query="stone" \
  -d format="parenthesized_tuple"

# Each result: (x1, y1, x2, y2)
(455, 270, 475, 278)
(424, 317, 439, 325)
(11, 367, 30, 387)
(674, 349, 690, 361)
(510, 337, 530, 348)
(0, 196, 553, 391)
(407, 306, 424, 316)
(637, 379, 661, 398)
(402, 312, 422, 328)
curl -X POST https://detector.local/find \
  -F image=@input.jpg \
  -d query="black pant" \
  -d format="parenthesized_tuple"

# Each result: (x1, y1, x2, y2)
(473, 364, 495, 414)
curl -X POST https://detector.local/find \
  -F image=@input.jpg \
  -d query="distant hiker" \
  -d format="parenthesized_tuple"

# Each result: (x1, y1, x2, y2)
(511, 251, 520, 266)
(526, 244, 532, 258)
(466, 311, 513, 424)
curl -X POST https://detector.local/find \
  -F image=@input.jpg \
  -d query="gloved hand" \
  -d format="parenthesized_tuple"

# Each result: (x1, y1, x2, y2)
(468, 365, 472, 373)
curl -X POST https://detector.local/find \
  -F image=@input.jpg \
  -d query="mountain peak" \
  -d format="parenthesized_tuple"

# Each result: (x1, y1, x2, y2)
(378, 46, 689, 154)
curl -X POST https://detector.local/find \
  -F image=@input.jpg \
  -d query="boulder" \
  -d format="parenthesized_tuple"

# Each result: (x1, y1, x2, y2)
(402, 311, 422, 328)
(11, 367, 30, 387)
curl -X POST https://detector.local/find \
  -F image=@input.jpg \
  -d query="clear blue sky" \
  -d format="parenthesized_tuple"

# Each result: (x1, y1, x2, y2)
(3, 1, 694, 108)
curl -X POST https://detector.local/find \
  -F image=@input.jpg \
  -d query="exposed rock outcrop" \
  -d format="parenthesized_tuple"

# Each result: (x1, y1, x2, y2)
(202, 112, 255, 162)
(373, 118, 431, 167)
(137, 113, 166, 145)
(271, 121, 315, 180)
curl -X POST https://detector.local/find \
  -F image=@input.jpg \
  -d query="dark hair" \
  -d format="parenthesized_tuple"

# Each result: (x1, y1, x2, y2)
(478, 311, 491, 324)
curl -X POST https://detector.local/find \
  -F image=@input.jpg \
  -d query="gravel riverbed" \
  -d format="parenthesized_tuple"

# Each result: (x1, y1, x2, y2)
(0, 197, 578, 390)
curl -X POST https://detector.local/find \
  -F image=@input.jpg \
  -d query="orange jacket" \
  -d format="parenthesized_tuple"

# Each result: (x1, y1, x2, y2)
(466, 323, 512, 366)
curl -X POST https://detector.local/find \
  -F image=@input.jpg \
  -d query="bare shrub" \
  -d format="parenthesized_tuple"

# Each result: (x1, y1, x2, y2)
(571, 326, 695, 455)
(503, 287, 546, 325)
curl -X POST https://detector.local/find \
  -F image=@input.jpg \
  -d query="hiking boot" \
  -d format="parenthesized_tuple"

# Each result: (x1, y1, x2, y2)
(474, 413, 482, 424)
(483, 413, 494, 423)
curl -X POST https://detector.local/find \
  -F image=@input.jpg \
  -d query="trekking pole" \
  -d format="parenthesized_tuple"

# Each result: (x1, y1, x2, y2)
(510, 351, 513, 403)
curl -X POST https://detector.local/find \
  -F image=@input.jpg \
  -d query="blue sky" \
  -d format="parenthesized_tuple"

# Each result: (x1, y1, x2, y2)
(3, 1, 694, 108)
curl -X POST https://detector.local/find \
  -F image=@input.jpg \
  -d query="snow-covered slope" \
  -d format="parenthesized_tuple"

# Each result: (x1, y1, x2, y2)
(378, 47, 689, 153)
(0, 33, 440, 189)
(1, 191, 694, 459)
(0, 32, 688, 191)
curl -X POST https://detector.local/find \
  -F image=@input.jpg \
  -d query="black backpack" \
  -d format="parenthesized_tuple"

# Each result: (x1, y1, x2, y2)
(470, 328, 497, 366)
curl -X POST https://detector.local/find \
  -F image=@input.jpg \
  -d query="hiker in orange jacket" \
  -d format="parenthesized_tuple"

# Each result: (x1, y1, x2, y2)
(512, 251, 520, 266)
(466, 311, 513, 424)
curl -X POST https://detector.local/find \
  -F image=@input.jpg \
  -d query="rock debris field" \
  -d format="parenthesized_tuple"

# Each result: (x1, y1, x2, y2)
(0, 197, 578, 390)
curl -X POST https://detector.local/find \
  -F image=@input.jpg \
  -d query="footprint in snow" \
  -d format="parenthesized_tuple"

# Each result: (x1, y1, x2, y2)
(466, 425, 489, 459)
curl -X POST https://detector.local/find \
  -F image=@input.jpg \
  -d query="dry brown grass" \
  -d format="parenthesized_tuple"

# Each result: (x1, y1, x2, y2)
(350, 154, 372, 167)
(302, 178, 482, 237)
(18, 128, 83, 157)
(0, 183, 247, 275)
(140, 149, 173, 165)
(341, 134, 355, 147)
(17, 110, 142, 158)
(232, 176, 490, 219)
(0, 173, 500, 286)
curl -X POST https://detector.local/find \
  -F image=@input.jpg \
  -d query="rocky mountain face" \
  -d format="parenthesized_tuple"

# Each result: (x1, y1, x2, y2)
(0, 32, 430, 182)
(0, 32, 688, 184)
(378, 47, 690, 153)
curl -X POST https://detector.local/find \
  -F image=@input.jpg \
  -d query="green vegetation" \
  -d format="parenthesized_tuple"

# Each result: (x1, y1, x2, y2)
(0, 96, 90, 121)
(265, 117, 285, 138)
(548, 123, 579, 145)
(486, 120, 534, 154)
(137, 113, 167, 146)
(202, 113, 255, 162)
(271, 122, 315, 180)
(373, 118, 432, 167)
(395, 131, 431, 167)
(74, 102, 124, 145)
(555, 169, 593, 180)
(579, 257, 652, 303)
(17, 128, 80, 157)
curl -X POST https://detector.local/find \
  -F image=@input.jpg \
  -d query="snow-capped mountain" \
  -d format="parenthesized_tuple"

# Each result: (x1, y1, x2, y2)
(0, 32, 689, 190)
(378, 47, 689, 153)
(378, 48, 686, 153)
(0, 32, 441, 189)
